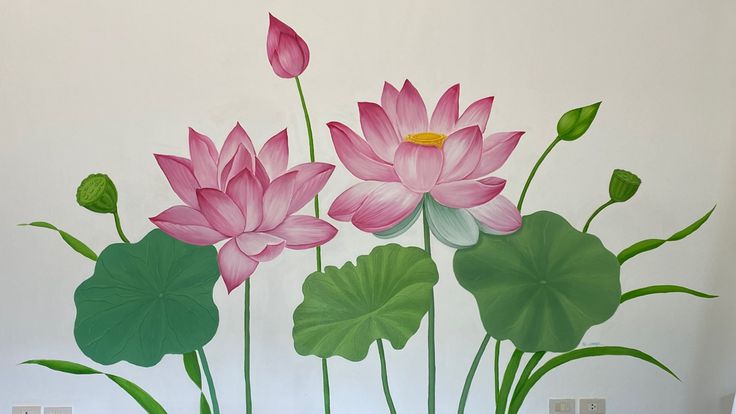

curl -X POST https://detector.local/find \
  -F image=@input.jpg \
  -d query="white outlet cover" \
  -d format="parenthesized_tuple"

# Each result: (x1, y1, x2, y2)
(12, 407, 42, 414)
(550, 398, 576, 413)
(45, 408, 72, 414)
(580, 398, 606, 414)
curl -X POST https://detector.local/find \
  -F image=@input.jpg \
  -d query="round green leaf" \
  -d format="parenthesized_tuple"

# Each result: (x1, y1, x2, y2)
(454, 211, 621, 352)
(293, 243, 439, 361)
(74, 229, 220, 367)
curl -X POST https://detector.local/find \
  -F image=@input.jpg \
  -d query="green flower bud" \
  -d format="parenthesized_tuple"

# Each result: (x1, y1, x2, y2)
(556, 101, 601, 141)
(608, 169, 641, 202)
(76, 173, 118, 214)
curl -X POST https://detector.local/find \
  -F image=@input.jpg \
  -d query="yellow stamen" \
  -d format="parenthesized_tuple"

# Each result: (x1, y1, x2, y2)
(404, 132, 447, 149)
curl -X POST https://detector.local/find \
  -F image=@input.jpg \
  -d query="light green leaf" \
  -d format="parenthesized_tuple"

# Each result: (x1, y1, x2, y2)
(618, 206, 715, 264)
(556, 101, 601, 141)
(182, 352, 212, 414)
(74, 229, 220, 367)
(424, 195, 479, 248)
(374, 202, 422, 239)
(454, 211, 621, 352)
(23, 359, 167, 414)
(293, 243, 439, 361)
(621, 285, 717, 303)
(20, 221, 97, 261)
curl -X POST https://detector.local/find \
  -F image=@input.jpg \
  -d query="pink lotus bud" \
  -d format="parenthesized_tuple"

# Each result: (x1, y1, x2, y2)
(266, 14, 310, 78)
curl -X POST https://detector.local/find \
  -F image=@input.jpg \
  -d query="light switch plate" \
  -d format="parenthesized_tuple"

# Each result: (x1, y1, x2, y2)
(45, 408, 72, 414)
(550, 398, 576, 413)
(580, 398, 606, 414)
(12, 407, 42, 414)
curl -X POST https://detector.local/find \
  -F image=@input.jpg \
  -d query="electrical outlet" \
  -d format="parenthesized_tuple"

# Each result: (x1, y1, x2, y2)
(12, 407, 42, 414)
(45, 408, 72, 414)
(550, 398, 576, 413)
(580, 398, 606, 414)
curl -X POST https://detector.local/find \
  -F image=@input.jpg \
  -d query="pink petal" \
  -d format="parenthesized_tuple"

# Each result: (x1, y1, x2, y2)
(469, 195, 522, 235)
(393, 142, 443, 193)
(276, 33, 308, 77)
(266, 14, 295, 55)
(150, 205, 227, 245)
(351, 182, 423, 233)
(396, 80, 428, 138)
(258, 171, 297, 231)
(327, 122, 400, 182)
(226, 169, 264, 232)
(189, 128, 219, 188)
(218, 123, 256, 179)
(359, 102, 401, 162)
(328, 181, 383, 221)
(235, 232, 286, 262)
(154, 154, 200, 208)
(220, 145, 253, 190)
(455, 97, 494, 133)
(218, 238, 258, 293)
(286, 162, 335, 215)
(269, 215, 337, 249)
(430, 84, 459, 134)
(430, 177, 506, 208)
(196, 188, 246, 236)
(381, 82, 400, 126)
(439, 126, 483, 183)
(258, 129, 289, 179)
(254, 158, 271, 189)
(468, 131, 525, 179)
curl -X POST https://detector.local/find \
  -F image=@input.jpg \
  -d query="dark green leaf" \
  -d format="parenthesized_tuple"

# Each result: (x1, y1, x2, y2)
(556, 102, 601, 141)
(621, 285, 717, 303)
(293, 243, 439, 361)
(20, 222, 97, 261)
(23, 360, 167, 414)
(74, 229, 220, 367)
(618, 207, 715, 264)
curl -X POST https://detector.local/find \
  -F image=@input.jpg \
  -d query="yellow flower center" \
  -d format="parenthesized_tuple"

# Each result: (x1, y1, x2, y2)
(404, 132, 447, 149)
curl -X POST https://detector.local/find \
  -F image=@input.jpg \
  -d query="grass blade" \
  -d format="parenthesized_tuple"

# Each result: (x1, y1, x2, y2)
(20, 222, 97, 261)
(621, 285, 717, 303)
(183, 352, 212, 414)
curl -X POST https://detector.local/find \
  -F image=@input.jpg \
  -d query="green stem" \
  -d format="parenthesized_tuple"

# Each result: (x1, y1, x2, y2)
(197, 348, 220, 414)
(244, 279, 252, 414)
(377, 340, 398, 414)
(510, 352, 545, 406)
(457, 334, 491, 414)
(495, 349, 523, 414)
(112, 211, 130, 243)
(422, 202, 436, 414)
(517, 137, 561, 211)
(295, 75, 330, 413)
(582, 199, 616, 233)
(494, 340, 501, 402)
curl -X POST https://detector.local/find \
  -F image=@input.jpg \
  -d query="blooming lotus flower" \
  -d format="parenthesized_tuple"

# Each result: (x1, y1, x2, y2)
(151, 124, 337, 292)
(327, 80, 523, 248)
(266, 14, 310, 79)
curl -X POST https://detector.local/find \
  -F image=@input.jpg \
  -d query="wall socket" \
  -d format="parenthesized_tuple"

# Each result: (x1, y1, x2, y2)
(12, 407, 42, 414)
(580, 398, 606, 414)
(550, 398, 576, 413)
(45, 408, 72, 414)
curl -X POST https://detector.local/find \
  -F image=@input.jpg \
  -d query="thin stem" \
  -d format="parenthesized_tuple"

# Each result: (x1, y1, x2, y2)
(494, 340, 501, 402)
(244, 279, 252, 414)
(197, 348, 220, 414)
(582, 199, 616, 233)
(377, 340, 398, 414)
(510, 352, 545, 407)
(457, 334, 491, 414)
(112, 211, 130, 243)
(517, 137, 561, 211)
(295, 75, 330, 413)
(422, 201, 436, 414)
(495, 349, 523, 414)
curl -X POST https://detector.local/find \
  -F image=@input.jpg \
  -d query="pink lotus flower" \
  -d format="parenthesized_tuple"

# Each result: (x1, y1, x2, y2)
(327, 80, 523, 248)
(266, 14, 310, 79)
(151, 124, 337, 292)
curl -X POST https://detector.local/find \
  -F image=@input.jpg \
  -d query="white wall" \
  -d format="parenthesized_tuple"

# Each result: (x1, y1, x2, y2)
(1, 0, 735, 413)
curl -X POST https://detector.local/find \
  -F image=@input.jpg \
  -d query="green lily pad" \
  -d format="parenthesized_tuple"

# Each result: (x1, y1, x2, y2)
(293, 243, 438, 361)
(74, 229, 220, 367)
(454, 211, 621, 352)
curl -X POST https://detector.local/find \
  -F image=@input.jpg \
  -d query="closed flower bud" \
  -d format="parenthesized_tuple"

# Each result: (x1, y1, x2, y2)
(608, 169, 641, 202)
(266, 13, 310, 78)
(76, 173, 118, 214)
(557, 101, 601, 141)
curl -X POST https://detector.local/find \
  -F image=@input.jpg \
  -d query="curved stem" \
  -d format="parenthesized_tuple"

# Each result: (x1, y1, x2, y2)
(377, 340, 398, 414)
(295, 75, 331, 413)
(495, 349, 523, 414)
(457, 334, 491, 414)
(582, 199, 616, 233)
(494, 339, 501, 402)
(244, 279, 252, 414)
(112, 211, 130, 243)
(197, 348, 220, 414)
(422, 201, 436, 414)
(516, 137, 561, 212)
(510, 351, 545, 406)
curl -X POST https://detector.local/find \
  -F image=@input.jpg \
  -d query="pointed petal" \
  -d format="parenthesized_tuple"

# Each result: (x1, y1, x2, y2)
(430, 177, 506, 209)
(220, 145, 253, 190)
(286, 162, 335, 215)
(351, 182, 422, 233)
(381, 82, 400, 125)
(327, 122, 400, 182)
(359, 102, 400, 162)
(468, 131, 524, 178)
(424, 195, 479, 248)
(455, 97, 494, 133)
(439, 126, 483, 182)
(269, 215, 338, 249)
(253, 158, 271, 189)
(258, 129, 289, 179)
(189, 128, 219, 188)
(150, 206, 227, 245)
(469, 195, 522, 235)
(258, 171, 297, 230)
(154, 154, 200, 208)
(196, 188, 246, 236)
(393, 142, 443, 193)
(235, 232, 286, 262)
(218, 238, 258, 293)
(396, 80, 428, 137)
(430, 84, 460, 134)
(218, 123, 256, 179)
(226, 169, 264, 231)
(327, 181, 383, 221)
